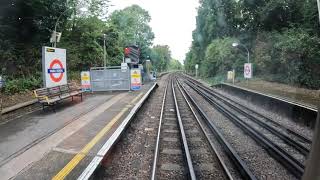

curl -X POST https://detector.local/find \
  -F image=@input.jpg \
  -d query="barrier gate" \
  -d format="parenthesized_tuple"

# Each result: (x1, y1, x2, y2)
(90, 67, 131, 91)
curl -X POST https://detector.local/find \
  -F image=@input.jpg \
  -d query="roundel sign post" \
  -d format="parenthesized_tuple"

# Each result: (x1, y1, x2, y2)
(244, 63, 252, 79)
(42, 47, 67, 88)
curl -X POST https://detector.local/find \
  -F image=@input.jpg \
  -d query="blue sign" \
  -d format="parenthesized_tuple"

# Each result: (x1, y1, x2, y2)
(0, 81, 4, 88)
(47, 68, 65, 73)
(131, 86, 141, 91)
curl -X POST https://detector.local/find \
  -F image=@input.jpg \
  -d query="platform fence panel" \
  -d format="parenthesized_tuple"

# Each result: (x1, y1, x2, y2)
(90, 67, 130, 91)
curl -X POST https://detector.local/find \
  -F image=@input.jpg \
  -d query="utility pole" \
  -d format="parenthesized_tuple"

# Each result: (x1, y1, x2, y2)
(232, 42, 250, 85)
(103, 34, 107, 67)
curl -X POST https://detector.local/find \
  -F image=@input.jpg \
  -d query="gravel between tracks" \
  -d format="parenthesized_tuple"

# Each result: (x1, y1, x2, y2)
(100, 76, 168, 179)
(205, 91, 307, 164)
(214, 88, 314, 139)
(175, 82, 228, 179)
(182, 81, 297, 180)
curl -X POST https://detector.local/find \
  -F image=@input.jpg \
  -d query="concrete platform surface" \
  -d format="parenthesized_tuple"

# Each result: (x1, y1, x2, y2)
(0, 83, 155, 180)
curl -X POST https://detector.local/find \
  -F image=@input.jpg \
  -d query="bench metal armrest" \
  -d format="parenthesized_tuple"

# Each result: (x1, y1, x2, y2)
(33, 91, 50, 103)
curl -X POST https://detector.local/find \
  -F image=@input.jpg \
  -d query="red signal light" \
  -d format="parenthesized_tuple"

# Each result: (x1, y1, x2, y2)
(124, 47, 131, 55)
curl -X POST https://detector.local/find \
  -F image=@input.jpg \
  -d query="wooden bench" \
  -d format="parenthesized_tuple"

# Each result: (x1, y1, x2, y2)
(34, 83, 83, 111)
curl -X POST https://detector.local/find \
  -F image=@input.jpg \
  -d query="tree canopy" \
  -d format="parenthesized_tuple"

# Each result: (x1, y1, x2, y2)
(0, 0, 157, 74)
(185, 0, 320, 89)
(0, 1, 161, 94)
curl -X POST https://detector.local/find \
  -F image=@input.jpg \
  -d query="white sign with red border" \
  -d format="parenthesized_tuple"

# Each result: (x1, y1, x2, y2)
(244, 63, 252, 79)
(42, 47, 67, 88)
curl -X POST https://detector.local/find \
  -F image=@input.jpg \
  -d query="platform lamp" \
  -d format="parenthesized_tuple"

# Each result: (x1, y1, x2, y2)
(232, 42, 250, 85)
(52, 7, 88, 47)
(232, 42, 250, 64)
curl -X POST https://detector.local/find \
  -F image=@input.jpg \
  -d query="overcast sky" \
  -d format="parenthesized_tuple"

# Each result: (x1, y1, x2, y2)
(109, 0, 199, 62)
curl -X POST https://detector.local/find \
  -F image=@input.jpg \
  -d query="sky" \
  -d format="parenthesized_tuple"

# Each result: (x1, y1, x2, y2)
(109, 0, 200, 62)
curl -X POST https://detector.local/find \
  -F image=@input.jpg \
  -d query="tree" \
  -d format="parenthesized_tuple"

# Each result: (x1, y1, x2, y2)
(169, 59, 183, 71)
(108, 5, 155, 61)
(150, 45, 171, 72)
(186, 0, 320, 88)
(0, 1, 159, 93)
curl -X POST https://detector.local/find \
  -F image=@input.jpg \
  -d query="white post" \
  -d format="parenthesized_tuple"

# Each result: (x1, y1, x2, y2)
(195, 64, 199, 78)
(232, 69, 235, 85)
(317, 0, 320, 24)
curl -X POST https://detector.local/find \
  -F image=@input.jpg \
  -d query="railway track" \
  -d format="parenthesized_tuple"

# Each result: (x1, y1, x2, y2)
(82, 73, 310, 179)
(151, 77, 195, 179)
(152, 75, 256, 180)
(179, 75, 305, 179)
(184, 75, 312, 146)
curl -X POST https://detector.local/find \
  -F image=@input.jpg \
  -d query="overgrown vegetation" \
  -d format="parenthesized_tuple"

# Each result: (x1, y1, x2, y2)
(185, 0, 320, 89)
(0, 0, 175, 94)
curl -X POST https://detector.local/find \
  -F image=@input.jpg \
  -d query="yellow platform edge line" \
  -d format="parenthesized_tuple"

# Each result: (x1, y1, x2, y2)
(52, 92, 143, 180)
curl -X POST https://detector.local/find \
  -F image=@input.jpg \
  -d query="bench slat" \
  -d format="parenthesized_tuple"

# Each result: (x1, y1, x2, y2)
(34, 83, 83, 109)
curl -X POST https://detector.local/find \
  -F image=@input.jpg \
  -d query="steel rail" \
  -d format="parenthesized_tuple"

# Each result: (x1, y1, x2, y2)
(171, 80, 196, 180)
(185, 81, 305, 179)
(184, 75, 312, 144)
(177, 78, 257, 180)
(175, 77, 234, 180)
(189, 79, 310, 156)
(151, 81, 169, 180)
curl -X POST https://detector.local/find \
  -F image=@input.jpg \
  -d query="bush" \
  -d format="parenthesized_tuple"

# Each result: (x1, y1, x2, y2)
(254, 29, 320, 89)
(202, 37, 246, 78)
(3, 76, 42, 95)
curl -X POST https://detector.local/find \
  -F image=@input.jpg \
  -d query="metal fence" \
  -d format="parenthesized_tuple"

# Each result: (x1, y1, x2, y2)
(90, 67, 130, 91)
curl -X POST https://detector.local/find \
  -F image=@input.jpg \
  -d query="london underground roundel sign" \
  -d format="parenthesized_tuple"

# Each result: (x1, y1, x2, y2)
(244, 63, 252, 79)
(42, 47, 67, 88)
(48, 59, 65, 82)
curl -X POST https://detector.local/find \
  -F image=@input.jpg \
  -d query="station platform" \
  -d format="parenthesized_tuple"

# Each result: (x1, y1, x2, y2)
(0, 83, 157, 180)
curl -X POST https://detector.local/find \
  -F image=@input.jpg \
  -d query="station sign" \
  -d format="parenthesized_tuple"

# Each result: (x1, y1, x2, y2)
(42, 47, 67, 88)
(81, 71, 91, 91)
(244, 63, 252, 79)
(131, 69, 142, 91)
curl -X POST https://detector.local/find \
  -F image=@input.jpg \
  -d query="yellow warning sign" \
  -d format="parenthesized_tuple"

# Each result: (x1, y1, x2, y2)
(131, 69, 141, 90)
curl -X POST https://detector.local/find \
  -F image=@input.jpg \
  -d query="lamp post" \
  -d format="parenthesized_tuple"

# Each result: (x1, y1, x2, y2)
(232, 42, 250, 85)
(232, 42, 250, 63)
(103, 34, 107, 67)
(53, 7, 88, 47)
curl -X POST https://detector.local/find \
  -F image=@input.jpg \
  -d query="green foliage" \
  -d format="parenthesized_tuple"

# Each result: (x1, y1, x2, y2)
(108, 5, 155, 61)
(150, 45, 172, 72)
(202, 37, 245, 77)
(0, 1, 157, 93)
(186, 0, 320, 89)
(3, 76, 42, 94)
(254, 29, 320, 88)
(168, 59, 183, 71)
